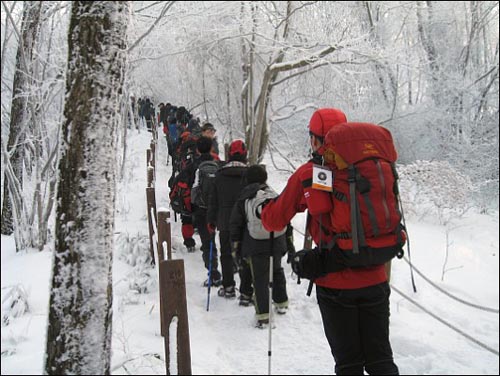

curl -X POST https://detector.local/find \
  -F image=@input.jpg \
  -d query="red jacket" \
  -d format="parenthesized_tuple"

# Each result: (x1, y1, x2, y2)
(261, 157, 386, 290)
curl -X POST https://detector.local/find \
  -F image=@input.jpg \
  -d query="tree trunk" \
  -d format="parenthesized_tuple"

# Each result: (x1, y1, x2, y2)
(45, 2, 129, 374)
(1, 1, 42, 237)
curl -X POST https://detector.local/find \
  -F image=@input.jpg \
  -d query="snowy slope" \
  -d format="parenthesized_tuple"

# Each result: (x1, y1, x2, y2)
(1, 127, 498, 375)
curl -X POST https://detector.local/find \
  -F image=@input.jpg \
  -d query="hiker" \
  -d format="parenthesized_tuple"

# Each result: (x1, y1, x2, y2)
(168, 163, 197, 253)
(187, 115, 202, 136)
(137, 97, 144, 126)
(142, 98, 155, 131)
(158, 102, 169, 127)
(165, 109, 179, 168)
(191, 136, 222, 286)
(207, 139, 249, 299)
(260, 108, 400, 375)
(230, 164, 289, 327)
(200, 122, 220, 157)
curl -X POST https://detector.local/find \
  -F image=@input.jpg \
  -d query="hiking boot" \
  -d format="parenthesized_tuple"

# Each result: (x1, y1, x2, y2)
(203, 276, 222, 287)
(255, 318, 269, 329)
(239, 293, 253, 307)
(217, 286, 236, 298)
(275, 306, 288, 315)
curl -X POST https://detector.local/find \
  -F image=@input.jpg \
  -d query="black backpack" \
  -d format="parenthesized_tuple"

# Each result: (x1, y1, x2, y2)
(191, 160, 219, 209)
(169, 170, 192, 215)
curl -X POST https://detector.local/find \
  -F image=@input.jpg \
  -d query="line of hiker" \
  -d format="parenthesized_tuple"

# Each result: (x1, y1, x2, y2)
(156, 102, 294, 329)
(159, 104, 404, 374)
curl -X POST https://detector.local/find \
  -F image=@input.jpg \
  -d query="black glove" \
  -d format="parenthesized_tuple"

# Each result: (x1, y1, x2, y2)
(291, 248, 326, 280)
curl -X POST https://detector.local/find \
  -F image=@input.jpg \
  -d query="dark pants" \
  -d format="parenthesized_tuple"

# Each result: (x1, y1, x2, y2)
(193, 208, 220, 280)
(238, 257, 253, 297)
(247, 251, 288, 318)
(181, 214, 195, 247)
(316, 282, 399, 375)
(218, 230, 235, 288)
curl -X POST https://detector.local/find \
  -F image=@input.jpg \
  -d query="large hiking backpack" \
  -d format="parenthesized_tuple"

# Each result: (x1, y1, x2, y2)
(324, 122, 405, 268)
(169, 178, 192, 216)
(191, 160, 219, 209)
(245, 186, 287, 240)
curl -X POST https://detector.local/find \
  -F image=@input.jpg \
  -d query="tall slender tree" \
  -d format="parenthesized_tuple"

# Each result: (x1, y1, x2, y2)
(45, 2, 129, 374)
(1, 1, 42, 238)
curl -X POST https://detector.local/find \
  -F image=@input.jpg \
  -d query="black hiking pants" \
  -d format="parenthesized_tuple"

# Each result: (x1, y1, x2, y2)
(193, 208, 220, 280)
(238, 257, 253, 298)
(218, 230, 235, 288)
(316, 282, 399, 375)
(247, 251, 288, 319)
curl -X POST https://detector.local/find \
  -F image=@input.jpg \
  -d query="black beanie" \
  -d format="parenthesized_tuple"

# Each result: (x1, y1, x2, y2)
(246, 164, 267, 184)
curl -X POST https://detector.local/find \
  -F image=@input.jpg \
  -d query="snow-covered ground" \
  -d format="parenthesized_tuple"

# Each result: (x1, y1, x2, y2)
(1, 127, 499, 375)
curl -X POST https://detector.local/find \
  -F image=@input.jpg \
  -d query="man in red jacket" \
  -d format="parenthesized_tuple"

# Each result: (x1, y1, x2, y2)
(261, 108, 399, 375)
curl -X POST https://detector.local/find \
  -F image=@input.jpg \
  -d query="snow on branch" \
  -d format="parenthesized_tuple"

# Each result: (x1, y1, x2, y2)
(268, 45, 337, 73)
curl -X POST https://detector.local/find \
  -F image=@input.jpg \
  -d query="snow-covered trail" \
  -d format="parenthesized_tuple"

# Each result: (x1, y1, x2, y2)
(2, 127, 497, 375)
(114, 128, 498, 375)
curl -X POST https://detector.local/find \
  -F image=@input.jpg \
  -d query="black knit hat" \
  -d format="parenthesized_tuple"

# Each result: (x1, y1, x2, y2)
(201, 122, 216, 132)
(246, 164, 267, 184)
(197, 136, 212, 154)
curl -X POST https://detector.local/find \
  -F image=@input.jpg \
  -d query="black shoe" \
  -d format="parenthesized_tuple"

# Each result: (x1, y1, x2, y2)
(184, 238, 196, 248)
(239, 294, 253, 307)
(275, 306, 288, 315)
(217, 286, 236, 298)
(203, 276, 222, 287)
(255, 318, 269, 329)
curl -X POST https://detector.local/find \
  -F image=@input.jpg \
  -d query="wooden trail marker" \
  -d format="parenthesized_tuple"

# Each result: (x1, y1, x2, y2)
(158, 209, 191, 375)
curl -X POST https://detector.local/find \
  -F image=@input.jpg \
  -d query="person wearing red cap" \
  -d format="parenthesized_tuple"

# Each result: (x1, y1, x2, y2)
(261, 108, 399, 375)
(207, 139, 249, 298)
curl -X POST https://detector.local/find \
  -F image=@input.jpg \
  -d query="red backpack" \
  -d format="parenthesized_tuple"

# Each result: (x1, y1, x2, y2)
(323, 122, 405, 267)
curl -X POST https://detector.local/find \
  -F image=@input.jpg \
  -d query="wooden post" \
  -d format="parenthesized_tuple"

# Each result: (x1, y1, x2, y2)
(146, 187, 157, 265)
(150, 141, 156, 183)
(157, 210, 168, 337)
(157, 211, 168, 263)
(160, 259, 192, 375)
(150, 140, 156, 170)
(147, 166, 154, 188)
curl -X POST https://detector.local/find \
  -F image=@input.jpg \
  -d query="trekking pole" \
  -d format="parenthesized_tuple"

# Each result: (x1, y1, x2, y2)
(206, 235, 214, 311)
(306, 212, 322, 297)
(268, 231, 274, 376)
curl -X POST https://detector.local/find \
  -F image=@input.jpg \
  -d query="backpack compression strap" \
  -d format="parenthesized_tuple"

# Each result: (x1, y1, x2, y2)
(348, 166, 366, 254)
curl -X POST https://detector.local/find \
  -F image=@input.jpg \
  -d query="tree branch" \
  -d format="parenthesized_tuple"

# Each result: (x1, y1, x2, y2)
(128, 1, 175, 53)
(268, 45, 337, 73)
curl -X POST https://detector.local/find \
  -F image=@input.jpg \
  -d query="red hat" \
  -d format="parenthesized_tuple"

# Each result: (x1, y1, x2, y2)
(308, 108, 347, 137)
(229, 139, 247, 157)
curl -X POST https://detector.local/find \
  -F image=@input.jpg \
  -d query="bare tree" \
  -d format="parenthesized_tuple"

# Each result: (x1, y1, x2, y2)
(241, 1, 338, 163)
(45, 2, 129, 374)
(1, 1, 42, 239)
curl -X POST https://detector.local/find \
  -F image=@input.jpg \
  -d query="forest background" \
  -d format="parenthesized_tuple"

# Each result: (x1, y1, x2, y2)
(0, 1, 498, 374)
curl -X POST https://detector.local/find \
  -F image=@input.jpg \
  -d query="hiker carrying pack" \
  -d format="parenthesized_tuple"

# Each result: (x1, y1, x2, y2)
(229, 165, 289, 327)
(245, 186, 286, 240)
(191, 160, 219, 209)
(293, 122, 406, 278)
(169, 169, 193, 216)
